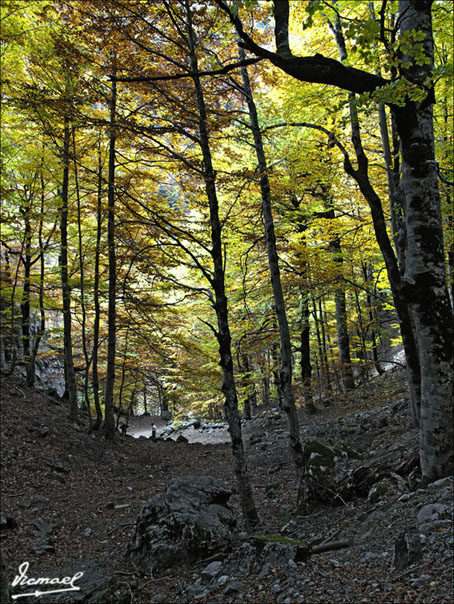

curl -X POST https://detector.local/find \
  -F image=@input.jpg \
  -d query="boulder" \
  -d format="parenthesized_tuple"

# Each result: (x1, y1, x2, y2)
(393, 531, 423, 571)
(297, 440, 362, 513)
(128, 476, 236, 574)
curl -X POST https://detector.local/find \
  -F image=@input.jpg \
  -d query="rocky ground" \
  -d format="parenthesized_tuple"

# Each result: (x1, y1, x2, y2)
(1, 367, 453, 603)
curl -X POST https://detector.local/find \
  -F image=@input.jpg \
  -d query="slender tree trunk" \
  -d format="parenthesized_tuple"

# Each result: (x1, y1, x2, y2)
(329, 6, 422, 423)
(186, 2, 258, 525)
(300, 293, 314, 409)
(329, 233, 354, 390)
(73, 129, 92, 425)
(103, 66, 118, 440)
(261, 359, 271, 407)
(20, 194, 32, 386)
(334, 286, 355, 389)
(271, 340, 283, 409)
(91, 142, 104, 430)
(318, 297, 332, 391)
(29, 165, 47, 387)
(60, 119, 78, 422)
(239, 43, 303, 474)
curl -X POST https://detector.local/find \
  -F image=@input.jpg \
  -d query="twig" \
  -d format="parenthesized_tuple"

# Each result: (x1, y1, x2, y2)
(108, 521, 136, 535)
(310, 538, 353, 554)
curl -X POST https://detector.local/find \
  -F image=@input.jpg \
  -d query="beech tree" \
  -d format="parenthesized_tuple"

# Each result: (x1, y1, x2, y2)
(218, 0, 453, 479)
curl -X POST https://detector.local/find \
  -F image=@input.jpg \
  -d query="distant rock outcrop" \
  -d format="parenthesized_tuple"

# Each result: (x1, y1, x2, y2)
(128, 476, 236, 574)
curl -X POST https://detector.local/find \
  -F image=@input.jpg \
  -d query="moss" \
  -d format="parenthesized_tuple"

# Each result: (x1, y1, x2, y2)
(367, 481, 389, 504)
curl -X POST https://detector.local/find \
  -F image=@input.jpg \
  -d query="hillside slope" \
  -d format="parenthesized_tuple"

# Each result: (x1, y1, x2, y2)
(1, 369, 453, 603)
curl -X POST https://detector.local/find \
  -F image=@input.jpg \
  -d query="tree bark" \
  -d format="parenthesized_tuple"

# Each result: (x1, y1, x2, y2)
(103, 66, 118, 440)
(60, 118, 78, 422)
(391, 0, 453, 479)
(238, 43, 304, 474)
(91, 141, 104, 431)
(185, 1, 258, 526)
(20, 193, 32, 386)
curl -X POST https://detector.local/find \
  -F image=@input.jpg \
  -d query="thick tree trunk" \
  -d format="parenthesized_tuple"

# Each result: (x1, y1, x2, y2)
(60, 119, 78, 422)
(103, 69, 118, 440)
(239, 44, 304, 473)
(392, 0, 453, 480)
(186, 2, 258, 525)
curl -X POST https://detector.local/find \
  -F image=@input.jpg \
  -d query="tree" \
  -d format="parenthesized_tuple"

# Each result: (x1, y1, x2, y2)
(218, 0, 453, 480)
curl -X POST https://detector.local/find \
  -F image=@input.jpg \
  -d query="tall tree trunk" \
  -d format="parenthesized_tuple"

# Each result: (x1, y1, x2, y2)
(329, 11, 422, 424)
(91, 141, 104, 431)
(238, 43, 303, 474)
(329, 233, 355, 390)
(186, 1, 258, 525)
(103, 67, 118, 440)
(300, 293, 314, 408)
(73, 129, 92, 425)
(29, 163, 47, 387)
(20, 194, 32, 386)
(392, 0, 453, 479)
(334, 285, 355, 389)
(60, 119, 78, 422)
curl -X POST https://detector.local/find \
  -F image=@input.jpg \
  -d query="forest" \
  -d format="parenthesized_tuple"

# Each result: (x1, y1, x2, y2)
(1, 1, 453, 603)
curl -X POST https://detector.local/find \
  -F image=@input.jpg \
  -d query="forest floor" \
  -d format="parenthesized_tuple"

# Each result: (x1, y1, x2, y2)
(1, 367, 453, 603)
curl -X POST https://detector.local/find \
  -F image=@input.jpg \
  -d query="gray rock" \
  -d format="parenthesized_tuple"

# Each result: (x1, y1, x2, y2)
(393, 531, 422, 571)
(261, 543, 297, 567)
(128, 476, 235, 574)
(419, 519, 453, 534)
(427, 477, 453, 491)
(417, 503, 447, 525)
(297, 440, 362, 513)
(223, 580, 244, 595)
(201, 560, 223, 582)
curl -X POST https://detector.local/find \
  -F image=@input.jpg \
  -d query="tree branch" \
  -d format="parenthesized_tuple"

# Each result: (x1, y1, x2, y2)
(111, 58, 262, 83)
(215, 0, 388, 95)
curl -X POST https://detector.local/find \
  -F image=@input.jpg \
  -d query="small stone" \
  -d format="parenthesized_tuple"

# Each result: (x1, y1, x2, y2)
(361, 552, 378, 562)
(223, 580, 244, 595)
(201, 560, 222, 582)
(272, 583, 281, 594)
(84, 528, 93, 537)
(39, 425, 50, 437)
(258, 563, 271, 579)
